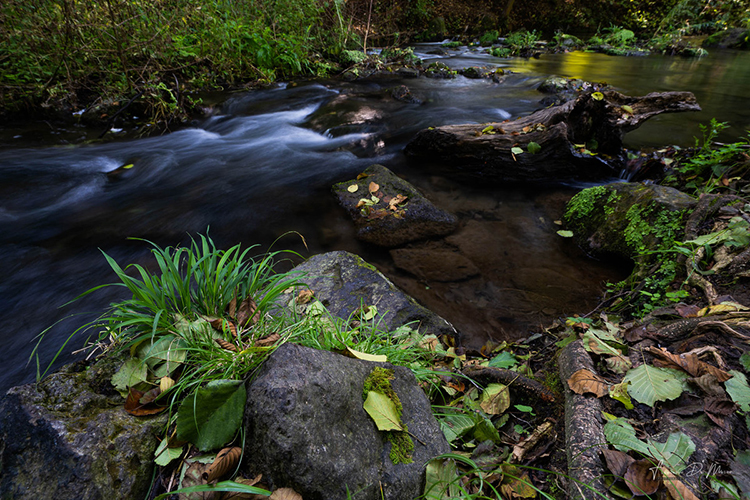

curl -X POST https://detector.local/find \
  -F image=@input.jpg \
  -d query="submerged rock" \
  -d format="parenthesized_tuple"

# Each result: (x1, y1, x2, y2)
(390, 248, 479, 282)
(0, 355, 164, 500)
(332, 164, 458, 247)
(292, 250, 459, 341)
(244, 343, 449, 500)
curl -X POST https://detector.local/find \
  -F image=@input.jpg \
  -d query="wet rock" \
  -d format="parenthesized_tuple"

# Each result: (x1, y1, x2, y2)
(424, 62, 456, 79)
(702, 28, 750, 49)
(291, 250, 458, 341)
(459, 66, 492, 79)
(332, 164, 458, 247)
(563, 182, 696, 262)
(0, 355, 164, 500)
(243, 343, 450, 500)
(396, 67, 420, 79)
(390, 248, 479, 282)
(391, 85, 421, 104)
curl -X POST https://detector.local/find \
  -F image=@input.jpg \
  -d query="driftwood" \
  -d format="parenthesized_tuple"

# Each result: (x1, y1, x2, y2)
(404, 90, 701, 182)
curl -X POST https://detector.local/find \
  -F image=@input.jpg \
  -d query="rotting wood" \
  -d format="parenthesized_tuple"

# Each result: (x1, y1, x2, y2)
(558, 340, 612, 500)
(404, 90, 700, 182)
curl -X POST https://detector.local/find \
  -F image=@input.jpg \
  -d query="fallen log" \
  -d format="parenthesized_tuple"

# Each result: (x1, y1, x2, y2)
(404, 90, 701, 182)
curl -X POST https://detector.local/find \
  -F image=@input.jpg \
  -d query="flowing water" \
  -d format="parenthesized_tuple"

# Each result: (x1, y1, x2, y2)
(1, 47, 749, 391)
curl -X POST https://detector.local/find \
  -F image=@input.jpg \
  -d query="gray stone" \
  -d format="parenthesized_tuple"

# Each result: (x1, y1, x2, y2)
(332, 164, 458, 247)
(291, 250, 459, 341)
(0, 355, 164, 500)
(243, 343, 449, 500)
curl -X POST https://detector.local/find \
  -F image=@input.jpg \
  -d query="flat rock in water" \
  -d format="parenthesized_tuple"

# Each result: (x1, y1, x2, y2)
(0, 355, 164, 500)
(243, 343, 450, 500)
(291, 250, 459, 341)
(332, 164, 458, 247)
(390, 248, 480, 282)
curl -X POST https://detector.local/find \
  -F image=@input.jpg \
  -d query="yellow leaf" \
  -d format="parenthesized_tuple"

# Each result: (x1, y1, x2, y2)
(347, 184, 359, 193)
(160, 376, 175, 393)
(621, 104, 634, 115)
(592, 92, 604, 101)
(346, 347, 387, 362)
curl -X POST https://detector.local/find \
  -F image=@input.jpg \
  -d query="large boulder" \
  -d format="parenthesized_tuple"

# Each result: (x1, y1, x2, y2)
(243, 343, 450, 500)
(332, 164, 458, 247)
(0, 355, 165, 500)
(563, 182, 696, 263)
(292, 250, 459, 342)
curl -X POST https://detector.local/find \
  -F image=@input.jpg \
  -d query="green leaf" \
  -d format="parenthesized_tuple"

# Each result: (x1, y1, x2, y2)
(646, 432, 695, 473)
(621, 105, 634, 115)
(154, 439, 184, 466)
(556, 230, 574, 238)
(527, 141, 541, 154)
(473, 415, 501, 443)
(623, 365, 687, 407)
(725, 370, 750, 412)
(479, 383, 510, 415)
(603, 415, 650, 455)
(137, 335, 187, 378)
(111, 358, 148, 394)
(424, 458, 460, 499)
(609, 381, 634, 409)
(511, 147, 524, 155)
(740, 352, 750, 372)
(438, 412, 476, 443)
(488, 351, 517, 368)
(592, 91, 604, 101)
(363, 391, 403, 431)
(176, 380, 247, 451)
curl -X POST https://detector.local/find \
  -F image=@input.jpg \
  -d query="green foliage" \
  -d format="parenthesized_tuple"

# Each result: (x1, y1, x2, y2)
(490, 47, 511, 58)
(505, 30, 540, 54)
(176, 380, 247, 451)
(603, 25, 635, 48)
(479, 30, 499, 46)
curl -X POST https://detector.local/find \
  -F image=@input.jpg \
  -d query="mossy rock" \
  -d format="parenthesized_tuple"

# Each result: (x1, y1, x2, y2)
(702, 28, 750, 49)
(563, 182, 696, 265)
(0, 353, 165, 499)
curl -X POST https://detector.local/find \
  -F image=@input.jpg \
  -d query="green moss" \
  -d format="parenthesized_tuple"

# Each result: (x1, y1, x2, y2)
(564, 185, 608, 222)
(355, 256, 378, 273)
(362, 367, 413, 464)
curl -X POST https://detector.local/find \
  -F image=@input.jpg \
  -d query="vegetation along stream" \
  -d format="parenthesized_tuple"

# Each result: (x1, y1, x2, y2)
(1, 47, 749, 392)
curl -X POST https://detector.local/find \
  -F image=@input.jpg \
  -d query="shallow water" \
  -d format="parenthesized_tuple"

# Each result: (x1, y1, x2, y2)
(1, 47, 748, 391)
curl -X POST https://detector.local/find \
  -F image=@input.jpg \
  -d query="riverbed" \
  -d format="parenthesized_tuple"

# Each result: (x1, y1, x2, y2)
(1, 47, 748, 391)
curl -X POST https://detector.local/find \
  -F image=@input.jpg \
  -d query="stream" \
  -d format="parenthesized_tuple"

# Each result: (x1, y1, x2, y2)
(1, 46, 749, 392)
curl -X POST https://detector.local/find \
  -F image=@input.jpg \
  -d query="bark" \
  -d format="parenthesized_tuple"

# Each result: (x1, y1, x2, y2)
(404, 90, 701, 182)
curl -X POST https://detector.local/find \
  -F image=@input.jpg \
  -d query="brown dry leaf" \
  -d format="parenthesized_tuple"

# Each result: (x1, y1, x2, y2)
(601, 448, 635, 478)
(356, 172, 369, 180)
(624, 459, 661, 496)
(688, 373, 727, 397)
(368, 181, 379, 194)
(567, 369, 609, 397)
(180, 461, 215, 500)
(221, 474, 264, 500)
(236, 297, 259, 327)
(203, 446, 242, 483)
(296, 289, 314, 305)
(704, 397, 737, 428)
(356, 199, 367, 208)
(388, 193, 408, 210)
(675, 303, 701, 318)
(646, 346, 732, 382)
(228, 297, 237, 319)
(210, 318, 238, 338)
(124, 387, 166, 416)
(139, 386, 162, 405)
(216, 338, 238, 352)
(254, 333, 281, 347)
(661, 468, 700, 500)
(269, 488, 302, 500)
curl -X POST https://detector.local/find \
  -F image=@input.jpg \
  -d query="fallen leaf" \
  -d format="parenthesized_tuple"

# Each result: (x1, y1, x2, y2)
(140, 386, 162, 405)
(688, 373, 726, 397)
(368, 181, 379, 194)
(363, 391, 403, 431)
(179, 460, 215, 500)
(124, 387, 166, 416)
(704, 397, 737, 428)
(296, 289, 314, 304)
(203, 446, 242, 483)
(567, 369, 609, 397)
(345, 347, 387, 362)
(236, 297, 259, 327)
(479, 383, 510, 415)
(662, 468, 700, 500)
(221, 474, 264, 500)
(216, 338, 238, 352)
(347, 184, 359, 193)
(388, 193, 408, 210)
(624, 459, 661, 496)
(356, 172, 369, 180)
(621, 104, 634, 115)
(160, 376, 175, 393)
(646, 346, 732, 382)
(557, 230, 574, 238)
(254, 333, 281, 347)
(602, 448, 635, 477)
(592, 91, 604, 101)
(675, 303, 701, 318)
(269, 488, 302, 500)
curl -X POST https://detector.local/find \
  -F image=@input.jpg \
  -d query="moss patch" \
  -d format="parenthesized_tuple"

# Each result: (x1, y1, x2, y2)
(362, 367, 414, 464)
